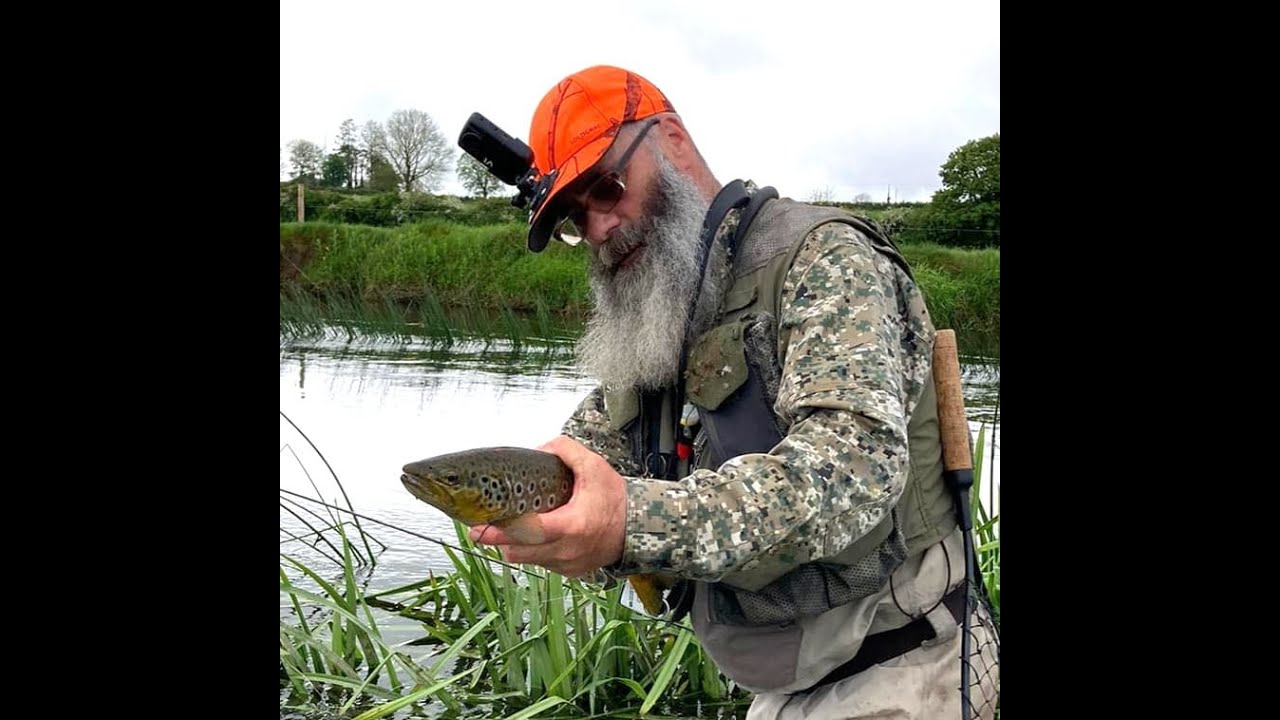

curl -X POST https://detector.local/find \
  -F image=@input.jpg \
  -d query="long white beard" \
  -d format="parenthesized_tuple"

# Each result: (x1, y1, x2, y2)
(576, 154, 727, 391)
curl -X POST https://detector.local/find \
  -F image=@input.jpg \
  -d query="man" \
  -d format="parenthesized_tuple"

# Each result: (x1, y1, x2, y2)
(465, 65, 1000, 719)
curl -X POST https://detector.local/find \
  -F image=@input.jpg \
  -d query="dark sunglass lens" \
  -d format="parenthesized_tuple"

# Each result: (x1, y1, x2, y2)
(588, 176, 624, 211)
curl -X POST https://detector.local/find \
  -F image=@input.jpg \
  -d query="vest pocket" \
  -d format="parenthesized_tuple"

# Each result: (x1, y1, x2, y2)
(691, 580, 803, 692)
(684, 322, 750, 411)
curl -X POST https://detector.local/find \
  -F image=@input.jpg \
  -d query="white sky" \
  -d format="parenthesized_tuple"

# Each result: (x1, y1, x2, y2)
(280, 0, 999, 203)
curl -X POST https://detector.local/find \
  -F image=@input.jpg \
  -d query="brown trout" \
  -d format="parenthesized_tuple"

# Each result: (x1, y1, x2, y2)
(401, 446, 676, 616)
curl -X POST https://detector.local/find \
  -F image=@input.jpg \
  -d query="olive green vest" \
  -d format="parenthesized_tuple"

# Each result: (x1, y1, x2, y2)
(603, 197, 957, 628)
(687, 199, 957, 587)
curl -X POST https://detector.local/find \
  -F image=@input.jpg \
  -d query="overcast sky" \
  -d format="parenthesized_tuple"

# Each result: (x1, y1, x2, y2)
(280, 0, 999, 204)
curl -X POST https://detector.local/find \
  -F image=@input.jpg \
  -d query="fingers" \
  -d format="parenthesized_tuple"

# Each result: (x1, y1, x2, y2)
(467, 519, 548, 546)
(541, 435, 594, 471)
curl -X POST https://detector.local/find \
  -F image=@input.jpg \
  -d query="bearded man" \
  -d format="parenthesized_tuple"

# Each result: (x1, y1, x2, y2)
(463, 65, 1000, 720)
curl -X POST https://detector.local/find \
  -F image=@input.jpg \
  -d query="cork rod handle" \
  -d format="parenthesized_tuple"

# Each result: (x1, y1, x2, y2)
(932, 329, 972, 472)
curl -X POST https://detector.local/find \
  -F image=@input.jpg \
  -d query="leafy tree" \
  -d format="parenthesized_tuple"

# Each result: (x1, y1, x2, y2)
(935, 133, 999, 205)
(925, 133, 1000, 248)
(367, 153, 399, 192)
(321, 153, 351, 188)
(456, 153, 505, 198)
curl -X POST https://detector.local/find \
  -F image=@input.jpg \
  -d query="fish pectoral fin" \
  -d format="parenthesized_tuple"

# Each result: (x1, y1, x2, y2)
(491, 514, 546, 545)
(626, 573, 669, 617)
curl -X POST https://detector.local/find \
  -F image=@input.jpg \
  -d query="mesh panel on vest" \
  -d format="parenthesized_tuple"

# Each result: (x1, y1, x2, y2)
(711, 518, 909, 627)
(732, 200, 852, 278)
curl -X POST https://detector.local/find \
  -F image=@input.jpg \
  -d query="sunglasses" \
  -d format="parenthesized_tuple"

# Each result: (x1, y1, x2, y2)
(556, 118, 659, 239)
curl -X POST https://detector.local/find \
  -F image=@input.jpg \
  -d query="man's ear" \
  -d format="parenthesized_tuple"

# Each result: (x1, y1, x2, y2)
(653, 115, 697, 172)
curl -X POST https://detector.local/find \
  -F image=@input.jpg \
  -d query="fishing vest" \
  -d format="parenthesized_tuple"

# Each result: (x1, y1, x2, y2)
(602, 191, 959, 693)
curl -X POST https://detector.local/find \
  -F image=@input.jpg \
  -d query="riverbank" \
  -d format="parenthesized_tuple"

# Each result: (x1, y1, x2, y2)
(280, 219, 999, 353)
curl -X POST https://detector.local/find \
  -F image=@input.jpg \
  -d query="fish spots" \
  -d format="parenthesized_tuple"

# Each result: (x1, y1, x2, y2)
(517, 500, 526, 513)
(514, 482, 523, 495)
(533, 496, 541, 509)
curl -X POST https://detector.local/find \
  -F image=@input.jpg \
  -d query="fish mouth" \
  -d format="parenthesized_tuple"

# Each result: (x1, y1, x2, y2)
(400, 473, 455, 515)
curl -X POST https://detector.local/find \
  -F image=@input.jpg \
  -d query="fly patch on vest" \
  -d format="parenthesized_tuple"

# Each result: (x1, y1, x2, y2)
(685, 311, 788, 467)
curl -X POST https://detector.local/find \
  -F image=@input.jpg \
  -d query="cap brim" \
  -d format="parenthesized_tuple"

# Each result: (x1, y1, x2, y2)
(526, 132, 616, 252)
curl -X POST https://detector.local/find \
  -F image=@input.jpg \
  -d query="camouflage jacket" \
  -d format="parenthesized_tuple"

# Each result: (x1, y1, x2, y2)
(562, 184, 937, 583)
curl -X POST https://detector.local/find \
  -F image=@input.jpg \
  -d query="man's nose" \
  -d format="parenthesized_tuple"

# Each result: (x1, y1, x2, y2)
(582, 209, 621, 246)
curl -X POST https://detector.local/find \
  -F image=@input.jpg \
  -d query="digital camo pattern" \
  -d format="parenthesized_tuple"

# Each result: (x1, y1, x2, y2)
(560, 387, 645, 477)
(565, 210, 936, 581)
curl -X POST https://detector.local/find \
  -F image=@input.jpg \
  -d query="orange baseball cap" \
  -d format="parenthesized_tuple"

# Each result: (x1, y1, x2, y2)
(524, 65, 675, 251)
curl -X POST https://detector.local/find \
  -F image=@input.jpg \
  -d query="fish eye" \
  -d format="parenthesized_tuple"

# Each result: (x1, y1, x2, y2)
(446, 474, 458, 483)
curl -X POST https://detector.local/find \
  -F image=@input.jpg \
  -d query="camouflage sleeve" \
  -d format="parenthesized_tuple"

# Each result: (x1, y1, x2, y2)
(560, 386, 646, 477)
(612, 222, 936, 582)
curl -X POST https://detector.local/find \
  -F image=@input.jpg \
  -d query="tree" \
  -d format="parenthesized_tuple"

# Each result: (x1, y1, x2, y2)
(852, 192, 873, 203)
(337, 119, 360, 188)
(456, 153, 505, 198)
(288, 139, 324, 184)
(381, 109, 451, 192)
(934, 133, 1000, 205)
(360, 121, 384, 189)
(925, 133, 1000, 248)
(367, 153, 400, 192)
(322, 153, 351, 188)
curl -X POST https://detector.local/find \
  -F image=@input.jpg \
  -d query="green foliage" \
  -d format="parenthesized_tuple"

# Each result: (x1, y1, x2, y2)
(278, 185, 526, 227)
(367, 154, 400, 192)
(279, 220, 588, 314)
(903, 242, 999, 340)
(279, 219, 996, 351)
(912, 134, 1000, 248)
(937, 134, 1000, 206)
(322, 153, 351, 188)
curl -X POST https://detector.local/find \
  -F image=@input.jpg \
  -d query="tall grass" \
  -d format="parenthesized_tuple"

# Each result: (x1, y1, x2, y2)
(903, 242, 1000, 342)
(280, 220, 590, 314)
(281, 221, 998, 354)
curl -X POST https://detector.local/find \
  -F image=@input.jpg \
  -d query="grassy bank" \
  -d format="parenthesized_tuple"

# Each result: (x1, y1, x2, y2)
(280, 219, 999, 348)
